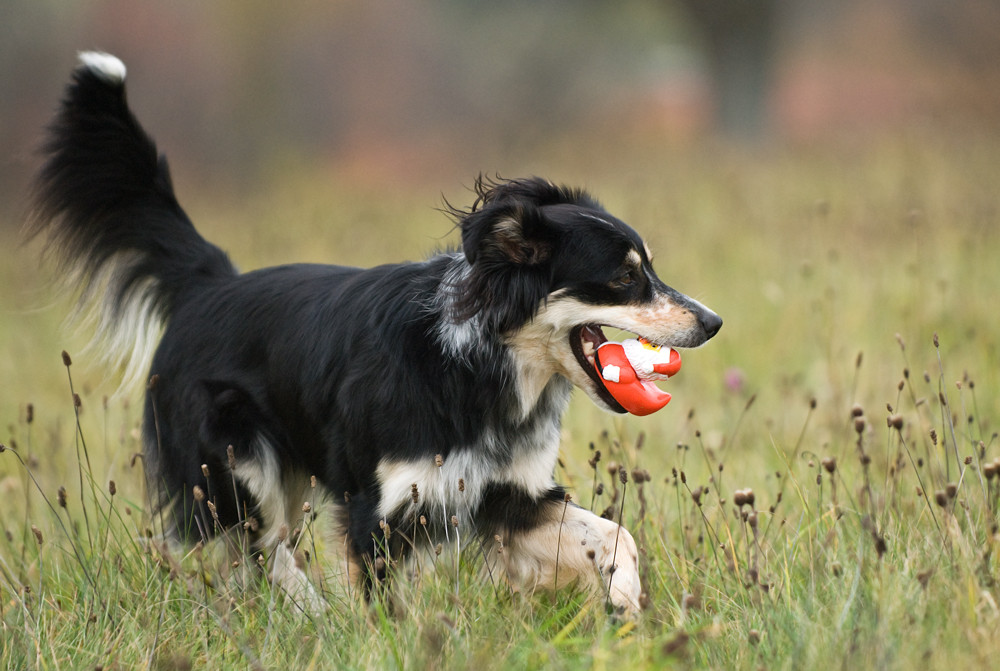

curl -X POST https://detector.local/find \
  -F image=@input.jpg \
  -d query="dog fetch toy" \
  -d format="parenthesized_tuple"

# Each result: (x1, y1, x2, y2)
(594, 338, 682, 416)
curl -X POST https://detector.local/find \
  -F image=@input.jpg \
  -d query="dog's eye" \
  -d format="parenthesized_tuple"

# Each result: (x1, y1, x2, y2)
(617, 271, 635, 286)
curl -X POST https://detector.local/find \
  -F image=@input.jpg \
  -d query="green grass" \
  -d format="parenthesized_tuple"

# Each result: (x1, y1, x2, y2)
(2, 128, 1000, 669)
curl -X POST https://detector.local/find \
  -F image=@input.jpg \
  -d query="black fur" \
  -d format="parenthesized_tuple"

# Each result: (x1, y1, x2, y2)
(30, 55, 721, 594)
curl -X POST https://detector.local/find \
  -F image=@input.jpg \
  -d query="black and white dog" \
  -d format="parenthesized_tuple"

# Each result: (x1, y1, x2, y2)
(31, 53, 721, 614)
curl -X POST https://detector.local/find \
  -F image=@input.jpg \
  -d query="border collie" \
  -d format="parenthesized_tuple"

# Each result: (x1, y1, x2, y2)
(30, 53, 721, 615)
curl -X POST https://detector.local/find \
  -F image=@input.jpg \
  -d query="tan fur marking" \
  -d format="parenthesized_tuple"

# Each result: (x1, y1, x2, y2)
(488, 504, 641, 616)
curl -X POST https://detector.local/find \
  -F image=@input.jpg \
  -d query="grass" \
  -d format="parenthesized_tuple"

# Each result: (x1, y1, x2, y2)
(2, 127, 1000, 669)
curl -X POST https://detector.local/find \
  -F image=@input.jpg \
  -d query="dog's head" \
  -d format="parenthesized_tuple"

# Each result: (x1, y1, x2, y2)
(453, 176, 722, 414)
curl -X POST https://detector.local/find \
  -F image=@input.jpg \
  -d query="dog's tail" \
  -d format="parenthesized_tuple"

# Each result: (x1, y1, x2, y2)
(29, 52, 236, 391)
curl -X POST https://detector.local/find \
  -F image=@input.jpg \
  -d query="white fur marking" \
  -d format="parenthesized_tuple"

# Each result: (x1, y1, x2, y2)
(492, 505, 642, 616)
(232, 440, 311, 549)
(78, 51, 127, 83)
(433, 254, 480, 358)
(63, 253, 164, 396)
(376, 431, 560, 522)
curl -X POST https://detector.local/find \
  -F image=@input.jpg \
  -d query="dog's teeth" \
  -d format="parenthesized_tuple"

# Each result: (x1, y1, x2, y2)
(582, 341, 595, 356)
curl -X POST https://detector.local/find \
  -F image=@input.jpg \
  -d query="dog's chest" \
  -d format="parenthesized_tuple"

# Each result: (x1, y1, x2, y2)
(374, 392, 567, 522)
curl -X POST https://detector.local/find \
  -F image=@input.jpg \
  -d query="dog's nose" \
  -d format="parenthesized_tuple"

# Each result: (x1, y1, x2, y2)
(699, 310, 723, 339)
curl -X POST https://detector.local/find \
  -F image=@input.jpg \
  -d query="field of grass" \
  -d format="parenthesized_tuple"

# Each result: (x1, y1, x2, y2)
(2, 129, 1000, 669)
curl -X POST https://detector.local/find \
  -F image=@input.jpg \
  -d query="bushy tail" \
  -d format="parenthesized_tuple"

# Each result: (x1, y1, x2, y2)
(29, 52, 236, 390)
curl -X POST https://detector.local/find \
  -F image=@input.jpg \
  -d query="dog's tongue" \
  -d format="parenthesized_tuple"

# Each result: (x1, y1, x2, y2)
(594, 341, 681, 416)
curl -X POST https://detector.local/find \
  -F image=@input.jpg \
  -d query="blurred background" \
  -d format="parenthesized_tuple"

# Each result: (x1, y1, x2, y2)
(3, 0, 999, 200)
(3, 0, 1000, 450)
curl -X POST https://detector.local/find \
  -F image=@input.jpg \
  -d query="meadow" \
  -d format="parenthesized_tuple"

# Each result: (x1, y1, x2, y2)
(1, 128, 999, 669)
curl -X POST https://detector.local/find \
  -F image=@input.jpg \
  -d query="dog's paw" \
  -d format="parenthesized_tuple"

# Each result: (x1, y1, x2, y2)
(591, 518, 642, 617)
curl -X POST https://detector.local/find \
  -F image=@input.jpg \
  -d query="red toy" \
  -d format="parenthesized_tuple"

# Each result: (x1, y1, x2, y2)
(593, 338, 682, 416)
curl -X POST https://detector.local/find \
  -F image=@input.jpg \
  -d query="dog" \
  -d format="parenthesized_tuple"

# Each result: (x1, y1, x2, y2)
(30, 52, 721, 615)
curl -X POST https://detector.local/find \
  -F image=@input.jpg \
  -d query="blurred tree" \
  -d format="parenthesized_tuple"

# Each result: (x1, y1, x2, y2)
(677, 0, 780, 139)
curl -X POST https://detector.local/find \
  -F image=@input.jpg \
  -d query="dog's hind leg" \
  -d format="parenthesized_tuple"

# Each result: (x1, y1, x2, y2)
(232, 438, 326, 615)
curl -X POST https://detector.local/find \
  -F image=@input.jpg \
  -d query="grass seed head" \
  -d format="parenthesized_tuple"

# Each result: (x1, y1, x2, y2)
(193, 486, 205, 502)
(822, 457, 836, 474)
(108, 480, 116, 496)
(934, 490, 948, 507)
(31, 525, 43, 545)
(201, 463, 210, 478)
(227, 445, 236, 469)
(58, 485, 67, 508)
(61, 350, 72, 366)
(734, 488, 754, 507)
(946, 482, 958, 498)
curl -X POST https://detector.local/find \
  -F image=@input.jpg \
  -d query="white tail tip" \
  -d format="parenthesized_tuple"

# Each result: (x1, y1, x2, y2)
(77, 51, 127, 84)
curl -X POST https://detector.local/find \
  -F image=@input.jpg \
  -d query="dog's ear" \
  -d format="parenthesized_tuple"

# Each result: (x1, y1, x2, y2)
(452, 185, 565, 333)
(460, 176, 583, 265)
(460, 202, 556, 266)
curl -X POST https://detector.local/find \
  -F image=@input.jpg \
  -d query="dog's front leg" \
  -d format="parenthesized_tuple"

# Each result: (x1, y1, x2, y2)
(496, 501, 642, 616)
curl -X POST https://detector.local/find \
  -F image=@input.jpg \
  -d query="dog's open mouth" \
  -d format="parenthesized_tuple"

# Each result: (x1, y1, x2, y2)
(570, 324, 682, 416)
